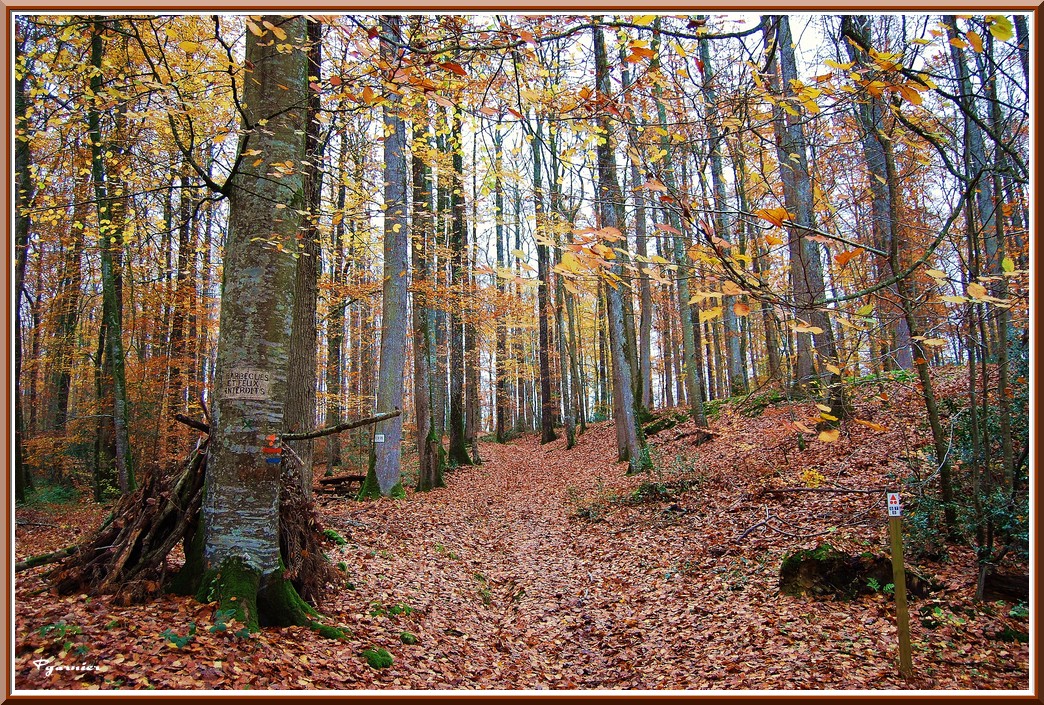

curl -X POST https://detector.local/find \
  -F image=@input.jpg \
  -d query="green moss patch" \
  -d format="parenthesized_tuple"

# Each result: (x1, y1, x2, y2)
(361, 647, 393, 669)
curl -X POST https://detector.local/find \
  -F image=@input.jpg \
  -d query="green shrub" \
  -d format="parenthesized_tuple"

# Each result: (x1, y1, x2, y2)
(27, 484, 80, 505)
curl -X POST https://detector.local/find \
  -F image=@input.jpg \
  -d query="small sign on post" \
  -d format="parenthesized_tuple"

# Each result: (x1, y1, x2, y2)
(887, 491, 913, 678)
(887, 492, 902, 517)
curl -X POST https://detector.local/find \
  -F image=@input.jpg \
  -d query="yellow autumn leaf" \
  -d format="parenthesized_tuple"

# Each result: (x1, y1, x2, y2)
(966, 30, 983, 52)
(986, 15, 1013, 42)
(263, 20, 288, 41)
(825, 363, 842, 375)
(925, 269, 947, 279)
(854, 418, 889, 432)
(816, 403, 832, 413)
(721, 280, 743, 296)
(898, 84, 923, 106)
(699, 306, 723, 323)
(819, 428, 840, 443)
(940, 295, 968, 304)
(559, 251, 581, 273)
(733, 302, 751, 317)
(633, 15, 657, 26)
(967, 282, 988, 299)
(824, 58, 854, 70)
(179, 40, 200, 53)
(754, 207, 793, 228)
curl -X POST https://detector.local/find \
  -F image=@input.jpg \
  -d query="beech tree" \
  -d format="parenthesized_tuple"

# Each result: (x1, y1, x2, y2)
(193, 16, 336, 632)
(359, 15, 410, 498)
(593, 19, 647, 474)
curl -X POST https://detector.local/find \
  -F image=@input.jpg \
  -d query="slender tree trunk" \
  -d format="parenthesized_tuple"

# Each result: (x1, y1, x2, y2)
(841, 15, 913, 372)
(532, 117, 558, 444)
(620, 57, 654, 412)
(660, 284, 675, 407)
(879, 125, 958, 535)
(594, 19, 647, 472)
(14, 25, 35, 500)
(699, 30, 746, 396)
(89, 18, 134, 494)
(326, 134, 349, 474)
(983, 29, 1016, 492)
(412, 119, 445, 491)
(652, 20, 706, 426)
(764, 15, 847, 420)
(447, 107, 472, 466)
(433, 111, 450, 439)
(361, 15, 410, 497)
(493, 122, 509, 442)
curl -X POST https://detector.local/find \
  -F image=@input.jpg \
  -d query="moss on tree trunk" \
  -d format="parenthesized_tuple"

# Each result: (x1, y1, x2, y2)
(357, 465, 405, 500)
(193, 556, 346, 638)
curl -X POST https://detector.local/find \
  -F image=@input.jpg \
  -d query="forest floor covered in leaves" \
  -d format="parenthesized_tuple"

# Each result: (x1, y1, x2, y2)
(13, 367, 1031, 692)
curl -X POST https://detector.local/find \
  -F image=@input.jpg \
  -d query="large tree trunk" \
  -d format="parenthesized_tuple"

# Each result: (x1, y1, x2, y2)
(199, 15, 330, 633)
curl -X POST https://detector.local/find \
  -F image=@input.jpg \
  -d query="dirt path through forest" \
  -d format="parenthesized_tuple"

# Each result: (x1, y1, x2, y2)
(326, 425, 913, 690)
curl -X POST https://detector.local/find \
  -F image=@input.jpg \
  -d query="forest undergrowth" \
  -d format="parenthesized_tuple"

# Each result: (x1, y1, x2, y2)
(13, 366, 1030, 691)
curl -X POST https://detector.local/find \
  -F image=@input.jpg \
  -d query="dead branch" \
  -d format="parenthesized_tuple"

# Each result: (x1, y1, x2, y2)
(762, 487, 886, 496)
(281, 409, 402, 441)
(174, 413, 210, 434)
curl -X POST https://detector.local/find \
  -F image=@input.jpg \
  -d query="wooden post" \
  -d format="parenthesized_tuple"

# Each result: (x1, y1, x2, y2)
(887, 491, 913, 678)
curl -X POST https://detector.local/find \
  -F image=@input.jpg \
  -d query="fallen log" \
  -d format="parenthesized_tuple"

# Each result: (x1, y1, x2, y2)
(15, 545, 81, 573)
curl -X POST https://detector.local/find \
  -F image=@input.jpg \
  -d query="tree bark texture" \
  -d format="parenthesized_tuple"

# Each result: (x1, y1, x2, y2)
(284, 19, 324, 496)
(203, 15, 310, 577)
(365, 15, 410, 497)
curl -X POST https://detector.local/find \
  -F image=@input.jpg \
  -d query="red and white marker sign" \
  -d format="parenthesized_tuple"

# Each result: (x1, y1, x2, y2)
(887, 492, 902, 517)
